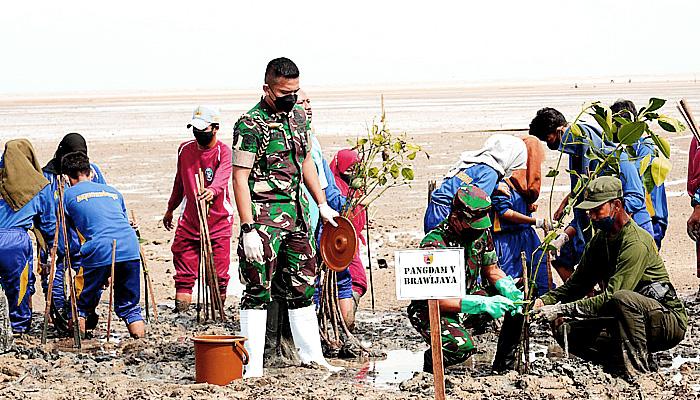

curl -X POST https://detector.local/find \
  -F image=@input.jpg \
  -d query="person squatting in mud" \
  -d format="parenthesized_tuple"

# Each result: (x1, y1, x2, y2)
(39, 133, 108, 333)
(163, 106, 233, 312)
(60, 151, 145, 338)
(408, 184, 527, 373)
(232, 57, 341, 377)
(531, 176, 687, 380)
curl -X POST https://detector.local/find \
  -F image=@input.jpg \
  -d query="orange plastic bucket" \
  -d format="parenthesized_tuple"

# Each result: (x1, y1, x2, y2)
(192, 335, 249, 385)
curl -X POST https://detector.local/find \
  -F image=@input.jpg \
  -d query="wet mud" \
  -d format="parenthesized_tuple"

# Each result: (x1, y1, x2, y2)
(0, 292, 697, 399)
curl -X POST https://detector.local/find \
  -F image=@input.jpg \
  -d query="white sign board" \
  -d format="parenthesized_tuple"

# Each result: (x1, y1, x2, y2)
(395, 248, 465, 300)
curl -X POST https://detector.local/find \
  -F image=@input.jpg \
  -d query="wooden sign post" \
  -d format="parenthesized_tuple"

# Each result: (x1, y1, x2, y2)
(396, 248, 464, 400)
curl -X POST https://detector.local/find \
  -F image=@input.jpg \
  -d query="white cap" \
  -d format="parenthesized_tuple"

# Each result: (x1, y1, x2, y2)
(187, 106, 220, 130)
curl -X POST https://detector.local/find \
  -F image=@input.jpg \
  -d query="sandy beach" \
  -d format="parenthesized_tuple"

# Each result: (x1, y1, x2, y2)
(1, 78, 700, 399)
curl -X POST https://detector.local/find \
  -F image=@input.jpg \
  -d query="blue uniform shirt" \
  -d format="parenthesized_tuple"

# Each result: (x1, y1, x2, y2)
(63, 181, 139, 268)
(491, 190, 531, 233)
(431, 164, 500, 206)
(590, 148, 653, 229)
(43, 163, 106, 259)
(632, 138, 668, 226)
(0, 184, 55, 235)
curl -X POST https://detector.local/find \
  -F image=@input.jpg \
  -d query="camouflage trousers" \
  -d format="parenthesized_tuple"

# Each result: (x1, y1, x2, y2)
(238, 223, 317, 310)
(407, 300, 476, 367)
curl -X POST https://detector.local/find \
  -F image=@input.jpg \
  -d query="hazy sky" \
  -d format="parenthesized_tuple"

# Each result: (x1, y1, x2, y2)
(2, 0, 700, 94)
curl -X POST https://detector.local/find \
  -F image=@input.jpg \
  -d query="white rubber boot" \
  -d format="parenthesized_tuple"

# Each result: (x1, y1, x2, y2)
(240, 309, 267, 378)
(288, 305, 343, 372)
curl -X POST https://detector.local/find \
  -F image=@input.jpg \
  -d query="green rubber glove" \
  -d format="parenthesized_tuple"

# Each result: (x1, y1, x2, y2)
(494, 276, 523, 302)
(494, 276, 524, 314)
(460, 295, 516, 319)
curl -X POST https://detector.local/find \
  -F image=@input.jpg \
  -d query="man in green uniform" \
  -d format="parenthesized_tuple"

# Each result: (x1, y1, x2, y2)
(408, 184, 524, 373)
(533, 176, 687, 379)
(232, 57, 340, 378)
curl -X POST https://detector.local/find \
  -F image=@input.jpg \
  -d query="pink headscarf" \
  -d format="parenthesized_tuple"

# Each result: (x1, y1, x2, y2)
(329, 149, 366, 245)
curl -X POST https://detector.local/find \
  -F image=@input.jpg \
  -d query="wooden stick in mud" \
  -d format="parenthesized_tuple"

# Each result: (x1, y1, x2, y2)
(365, 208, 375, 312)
(428, 299, 446, 400)
(130, 211, 159, 323)
(107, 239, 116, 342)
(57, 177, 81, 349)
(194, 171, 225, 321)
(520, 252, 530, 373)
(41, 217, 61, 344)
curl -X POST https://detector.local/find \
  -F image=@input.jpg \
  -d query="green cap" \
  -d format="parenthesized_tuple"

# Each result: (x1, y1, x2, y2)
(575, 176, 623, 210)
(451, 185, 492, 229)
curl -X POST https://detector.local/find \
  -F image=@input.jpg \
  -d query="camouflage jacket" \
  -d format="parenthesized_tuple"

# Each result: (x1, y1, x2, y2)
(232, 98, 310, 231)
(420, 221, 499, 295)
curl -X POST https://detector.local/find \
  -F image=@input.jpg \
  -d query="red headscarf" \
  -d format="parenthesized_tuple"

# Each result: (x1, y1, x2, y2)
(329, 149, 366, 245)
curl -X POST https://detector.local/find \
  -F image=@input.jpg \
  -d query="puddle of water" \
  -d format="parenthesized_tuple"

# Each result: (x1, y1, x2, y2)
(350, 349, 424, 389)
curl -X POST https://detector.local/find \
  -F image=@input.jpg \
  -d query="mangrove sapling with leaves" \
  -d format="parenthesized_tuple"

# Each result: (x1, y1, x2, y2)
(530, 98, 683, 300)
(317, 96, 428, 354)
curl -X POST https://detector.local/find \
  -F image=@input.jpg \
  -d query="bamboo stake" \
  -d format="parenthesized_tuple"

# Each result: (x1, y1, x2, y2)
(57, 177, 81, 349)
(365, 208, 375, 311)
(520, 251, 530, 374)
(130, 211, 159, 323)
(41, 217, 61, 344)
(194, 171, 225, 321)
(106, 239, 116, 342)
(678, 99, 700, 143)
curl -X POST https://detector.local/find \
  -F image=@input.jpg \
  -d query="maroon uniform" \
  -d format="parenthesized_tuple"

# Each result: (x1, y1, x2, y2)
(167, 139, 233, 295)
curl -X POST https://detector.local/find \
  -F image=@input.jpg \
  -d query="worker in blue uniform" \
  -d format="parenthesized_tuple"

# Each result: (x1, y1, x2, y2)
(0, 139, 55, 332)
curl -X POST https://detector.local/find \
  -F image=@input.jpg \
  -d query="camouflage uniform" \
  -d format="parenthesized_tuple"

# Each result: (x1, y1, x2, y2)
(233, 99, 316, 310)
(408, 185, 500, 368)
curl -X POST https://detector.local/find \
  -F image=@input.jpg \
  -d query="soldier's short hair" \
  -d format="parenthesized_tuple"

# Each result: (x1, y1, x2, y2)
(611, 99, 637, 120)
(529, 107, 567, 141)
(61, 151, 91, 179)
(265, 57, 299, 85)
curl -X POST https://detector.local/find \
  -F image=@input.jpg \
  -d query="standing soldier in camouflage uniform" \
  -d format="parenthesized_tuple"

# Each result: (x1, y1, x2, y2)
(408, 184, 524, 373)
(232, 57, 341, 378)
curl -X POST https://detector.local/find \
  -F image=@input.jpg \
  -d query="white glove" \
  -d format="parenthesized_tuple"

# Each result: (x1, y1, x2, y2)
(534, 218, 548, 230)
(533, 304, 563, 322)
(550, 233, 570, 252)
(318, 202, 339, 227)
(242, 230, 265, 264)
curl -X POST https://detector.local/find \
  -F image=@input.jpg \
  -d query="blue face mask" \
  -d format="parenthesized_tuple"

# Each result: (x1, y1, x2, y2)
(591, 203, 617, 232)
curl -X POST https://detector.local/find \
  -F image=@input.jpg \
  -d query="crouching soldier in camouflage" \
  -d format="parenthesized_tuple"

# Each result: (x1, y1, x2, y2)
(408, 184, 525, 373)
(532, 176, 687, 380)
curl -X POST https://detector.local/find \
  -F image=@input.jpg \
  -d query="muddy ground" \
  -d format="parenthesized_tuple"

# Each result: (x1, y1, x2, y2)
(2, 80, 700, 398)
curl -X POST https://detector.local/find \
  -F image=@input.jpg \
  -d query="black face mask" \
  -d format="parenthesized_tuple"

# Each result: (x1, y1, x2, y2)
(340, 172, 354, 185)
(272, 93, 298, 113)
(193, 129, 214, 146)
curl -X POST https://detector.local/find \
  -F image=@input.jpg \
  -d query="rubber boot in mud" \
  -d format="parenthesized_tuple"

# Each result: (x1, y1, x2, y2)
(492, 313, 525, 374)
(241, 309, 267, 378)
(289, 305, 343, 372)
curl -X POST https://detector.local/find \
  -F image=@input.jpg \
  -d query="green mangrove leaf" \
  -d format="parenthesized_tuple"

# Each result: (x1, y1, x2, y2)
(638, 154, 652, 176)
(401, 167, 414, 180)
(570, 124, 584, 138)
(545, 169, 559, 178)
(650, 134, 671, 158)
(643, 168, 655, 194)
(657, 115, 684, 133)
(650, 156, 672, 186)
(618, 121, 646, 145)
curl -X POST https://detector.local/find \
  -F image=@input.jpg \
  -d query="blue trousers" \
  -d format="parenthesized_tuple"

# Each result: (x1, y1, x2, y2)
(494, 228, 553, 297)
(0, 228, 34, 332)
(74, 259, 143, 325)
(651, 219, 667, 250)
